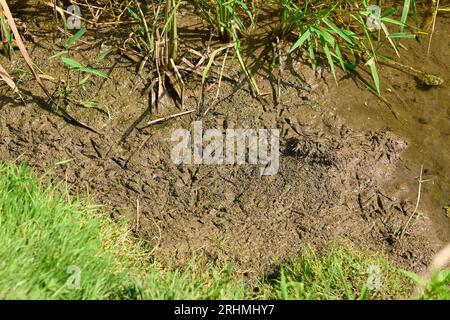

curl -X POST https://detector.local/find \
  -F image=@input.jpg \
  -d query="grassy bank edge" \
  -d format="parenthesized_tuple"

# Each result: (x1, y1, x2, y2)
(0, 162, 448, 300)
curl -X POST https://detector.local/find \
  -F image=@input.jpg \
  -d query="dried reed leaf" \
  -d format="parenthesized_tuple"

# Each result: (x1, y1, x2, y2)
(0, 0, 52, 99)
(0, 62, 18, 92)
(0, 0, 99, 133)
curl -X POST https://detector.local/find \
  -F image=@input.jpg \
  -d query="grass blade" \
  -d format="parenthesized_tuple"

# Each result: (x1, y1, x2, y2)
(387, 33, 416, 39)
(202, 44, 232, 84)
(399, 0, 410, 32)
(0, 15, 11, 48)
(48, 50, 69, 60)
(322, 42, 336, 81)
(65, 26, 87, 48)
(62, 57, 82, 68)
(322, 18, 354, 45)
(380, 22, 399, 56)
(95, 48, 114, 62)
(366, 57, 381, 96)
(289, 28, 311, 53)
(78, 67, 110, 79)
(308, 40, 316, 73)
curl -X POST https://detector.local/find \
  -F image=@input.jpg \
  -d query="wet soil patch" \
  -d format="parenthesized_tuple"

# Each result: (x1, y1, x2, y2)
(1, 3, 449, 277)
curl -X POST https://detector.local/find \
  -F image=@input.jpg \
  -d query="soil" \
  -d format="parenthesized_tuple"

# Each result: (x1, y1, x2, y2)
(0, 1, 449, 278)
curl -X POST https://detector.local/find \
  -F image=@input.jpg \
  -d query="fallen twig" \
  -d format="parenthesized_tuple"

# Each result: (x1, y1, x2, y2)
(140, 109, 195, 129)
(0, 62, 22, 99)
(427, 0, 440, 55)
(1, 0, 99, 134)
(135, 198, 140, 232)
(399, 165, 425, 239)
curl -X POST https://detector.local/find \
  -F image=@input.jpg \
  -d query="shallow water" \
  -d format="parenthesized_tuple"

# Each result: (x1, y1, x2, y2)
(331, 15, 450, 243)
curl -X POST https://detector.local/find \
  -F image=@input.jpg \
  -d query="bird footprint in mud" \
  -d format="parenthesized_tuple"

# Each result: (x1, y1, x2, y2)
(358, 188, 419, 244)
(285, 132, 338, 168)
(368, 132, 407, 164)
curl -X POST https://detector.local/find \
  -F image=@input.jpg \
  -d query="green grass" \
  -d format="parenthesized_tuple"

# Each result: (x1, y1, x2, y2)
(182, 0, 418, 95)
(188, 0, 255, 42)
(277, 0, 416, 95)
(0, 162, 245, 299)
(0, 162, 447, 300)
(0, 0, 426, 102)
(0, 163, 133, 299)
(257, 246, 410, 299)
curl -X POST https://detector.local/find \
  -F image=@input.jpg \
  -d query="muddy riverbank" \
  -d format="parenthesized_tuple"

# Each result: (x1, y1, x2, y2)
(0, 1, 449, 277)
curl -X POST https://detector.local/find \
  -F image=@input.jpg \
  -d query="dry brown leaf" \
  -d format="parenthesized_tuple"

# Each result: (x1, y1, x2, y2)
(0, 62, 18, 92)
(0, 0, 52, 100)
(0, 0, 99, 134)
(0, 61, 24, 102)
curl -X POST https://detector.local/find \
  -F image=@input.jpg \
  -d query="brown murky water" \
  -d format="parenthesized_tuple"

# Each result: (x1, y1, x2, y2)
(329, 15, 450, 243)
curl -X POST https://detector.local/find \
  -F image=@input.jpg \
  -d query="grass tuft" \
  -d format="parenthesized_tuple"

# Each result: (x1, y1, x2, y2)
(257, 245, 411, 300)
(0, 162, 245, 299)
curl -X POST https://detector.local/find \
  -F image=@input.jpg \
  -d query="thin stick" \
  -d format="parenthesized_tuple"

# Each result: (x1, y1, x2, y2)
(0, 62, 21, 98)
(170, 58, 185, 109)
(135, 198, 140, 231)
(49, 2, 139, 27)
(204, 48, 230, 117)
(45, 2, 91, 24)
(427, 0, 440, 55)
(141, 109, 195, 129)
(134, 0, 152, 52)
(148, 216, 162, 255)
(215, 48, 229, 101)
(399, 165, 424, 239)
(177, 65, 237, 83)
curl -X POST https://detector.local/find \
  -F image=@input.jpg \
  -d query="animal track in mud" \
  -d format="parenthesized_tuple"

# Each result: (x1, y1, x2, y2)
(1, 97, 429, 275)
(0, 34, 442, 276)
